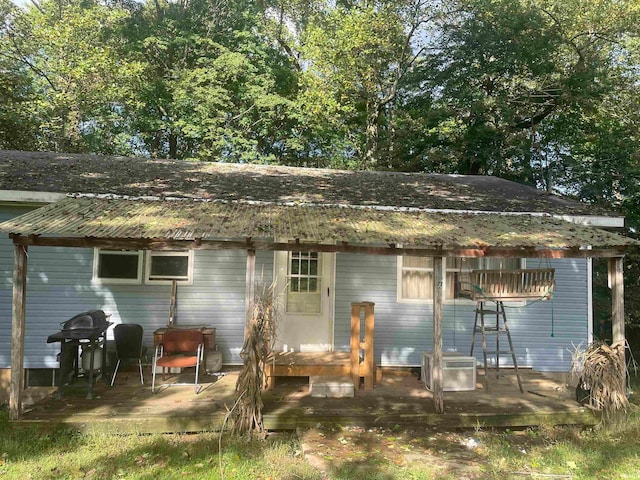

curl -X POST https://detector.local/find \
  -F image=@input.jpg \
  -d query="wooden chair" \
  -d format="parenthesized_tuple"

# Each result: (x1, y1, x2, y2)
(151, 329, 204, 394)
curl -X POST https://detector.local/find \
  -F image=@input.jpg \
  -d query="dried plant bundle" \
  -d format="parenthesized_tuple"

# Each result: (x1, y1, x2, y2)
(231, 282, 279, 436)
(570, 340, 628, 417)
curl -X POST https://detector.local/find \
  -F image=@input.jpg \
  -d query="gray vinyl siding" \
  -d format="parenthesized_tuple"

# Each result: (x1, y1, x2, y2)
(0, 204, 588, 373)
(2, 247, 252, 368)
(334, 253, 588, 372)
(0, 205, 274, 368)
(0, 206, 40, 368)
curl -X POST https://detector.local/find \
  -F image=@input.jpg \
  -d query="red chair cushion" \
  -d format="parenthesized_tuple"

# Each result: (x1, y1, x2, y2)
(156, 354, 199, 369)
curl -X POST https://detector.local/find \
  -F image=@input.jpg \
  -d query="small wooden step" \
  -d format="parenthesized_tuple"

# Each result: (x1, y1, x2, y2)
(475, 326, 505, 333)
(309, 376, 355, 398)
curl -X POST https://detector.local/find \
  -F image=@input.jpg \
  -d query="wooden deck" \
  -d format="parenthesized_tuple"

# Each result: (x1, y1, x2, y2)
(12, 367, 599, 433)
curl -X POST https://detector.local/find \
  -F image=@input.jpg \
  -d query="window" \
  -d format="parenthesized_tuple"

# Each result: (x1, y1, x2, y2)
(26, 368, 57, 387)
(146, 251, 194, 284)
(286, 251, 322, 314)
(398, 256, 523, 302)
(93, 249, 143, 284)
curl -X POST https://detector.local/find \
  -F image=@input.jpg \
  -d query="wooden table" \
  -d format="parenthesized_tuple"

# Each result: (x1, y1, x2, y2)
(153, 326, 216, 350)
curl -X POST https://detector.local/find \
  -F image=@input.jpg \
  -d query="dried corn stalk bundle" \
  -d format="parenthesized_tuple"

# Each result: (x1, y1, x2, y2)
(571, 340, 628, 418)
(232, 282, 279, 436)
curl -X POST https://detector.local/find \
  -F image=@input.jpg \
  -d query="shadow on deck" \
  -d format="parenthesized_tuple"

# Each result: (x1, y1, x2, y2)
(13, 368, 598, 434)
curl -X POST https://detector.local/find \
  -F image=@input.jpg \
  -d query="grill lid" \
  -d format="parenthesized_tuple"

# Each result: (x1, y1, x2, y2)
(61, 310, 110, 331)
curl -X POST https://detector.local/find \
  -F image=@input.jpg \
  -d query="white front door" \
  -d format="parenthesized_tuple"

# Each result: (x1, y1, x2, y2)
(274, 251, 335, 352)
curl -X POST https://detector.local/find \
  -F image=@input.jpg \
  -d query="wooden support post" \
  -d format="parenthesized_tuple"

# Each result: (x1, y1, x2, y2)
(364, 302, 375, 390)
(609, 257, 625, 344)
(10, 243, 27, 420)
(168, 280, 177, 327)
(245, 249, 256, 330)
(609, 256, 626, 393)
(350, 304, 361, 388)
(433, 256, 445, 414)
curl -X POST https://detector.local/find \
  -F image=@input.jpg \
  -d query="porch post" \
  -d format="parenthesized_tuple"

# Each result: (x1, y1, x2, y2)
(245, 249, 256, 328)
(609, 257, 625, 344)
(10, 243, 27, 420)
(433, 255, 445, 414)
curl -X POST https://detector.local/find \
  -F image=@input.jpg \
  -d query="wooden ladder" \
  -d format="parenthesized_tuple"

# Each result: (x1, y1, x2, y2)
(470, 300, 524, 393)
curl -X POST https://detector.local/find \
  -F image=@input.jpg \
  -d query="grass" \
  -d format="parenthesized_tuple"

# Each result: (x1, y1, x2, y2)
(0, 411, 320, 480)
(2, 375, 640, 479)
(473, 373, 640, 479)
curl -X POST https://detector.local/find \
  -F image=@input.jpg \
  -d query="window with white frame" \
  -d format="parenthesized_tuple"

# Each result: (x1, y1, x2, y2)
(398, 256, 523, 302)
(93, 249, 143, 284)
(286, 251, 322, 314)
(145, 250, 194, 284)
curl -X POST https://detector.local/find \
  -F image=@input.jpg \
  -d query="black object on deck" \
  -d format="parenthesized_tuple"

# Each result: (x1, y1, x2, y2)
(47, 310, 112, 399)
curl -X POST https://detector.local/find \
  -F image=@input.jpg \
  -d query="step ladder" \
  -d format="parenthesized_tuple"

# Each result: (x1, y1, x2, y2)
(470, 300, 524, 393)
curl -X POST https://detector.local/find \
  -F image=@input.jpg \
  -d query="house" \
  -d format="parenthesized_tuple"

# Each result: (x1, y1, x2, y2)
(0, 150, 634, 419)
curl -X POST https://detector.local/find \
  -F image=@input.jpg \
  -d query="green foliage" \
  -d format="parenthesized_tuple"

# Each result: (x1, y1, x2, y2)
(0, 0, 139, 152)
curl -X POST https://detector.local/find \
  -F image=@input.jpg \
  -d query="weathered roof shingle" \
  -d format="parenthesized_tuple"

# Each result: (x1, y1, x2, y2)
(0, 197, 633, 250)
(0, 150, 616, 216)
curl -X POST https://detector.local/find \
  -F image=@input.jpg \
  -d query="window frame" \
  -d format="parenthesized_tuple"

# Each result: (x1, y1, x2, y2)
(285, 251, 323, 315)
(92, 249, 143, 285)
(397, 256, 526, 304)
(145, 250, 194, 285)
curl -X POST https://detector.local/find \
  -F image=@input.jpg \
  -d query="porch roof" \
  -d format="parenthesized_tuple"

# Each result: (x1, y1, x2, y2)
(0, 197, 635, 256)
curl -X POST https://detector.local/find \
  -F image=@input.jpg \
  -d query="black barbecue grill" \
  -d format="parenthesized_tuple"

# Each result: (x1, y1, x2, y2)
(47, 310, 112, 399)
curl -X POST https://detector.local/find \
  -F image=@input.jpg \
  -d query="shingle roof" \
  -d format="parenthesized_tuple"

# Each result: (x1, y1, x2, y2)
(0, 197, 633, 250)
(0, 150, 616, 216)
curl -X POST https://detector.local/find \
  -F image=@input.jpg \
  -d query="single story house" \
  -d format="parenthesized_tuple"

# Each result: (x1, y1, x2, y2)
(0, 150, 634, 418)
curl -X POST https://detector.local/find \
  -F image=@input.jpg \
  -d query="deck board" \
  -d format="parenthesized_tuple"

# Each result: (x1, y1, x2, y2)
(13, 368, 598, 433)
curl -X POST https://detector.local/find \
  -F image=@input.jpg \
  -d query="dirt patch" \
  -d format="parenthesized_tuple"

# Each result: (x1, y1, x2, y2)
(300, 424, 484, 479)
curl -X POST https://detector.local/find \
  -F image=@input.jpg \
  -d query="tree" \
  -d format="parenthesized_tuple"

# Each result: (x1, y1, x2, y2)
(0, 49, 38, 150)
(420, 0, 640, 180)
(120, 0, 300, 161)
(298, 0, 438, 170)
(0, 0, 138, 152)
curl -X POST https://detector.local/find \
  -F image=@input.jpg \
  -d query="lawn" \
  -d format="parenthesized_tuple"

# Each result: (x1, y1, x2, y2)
(2, 382, 640, 480)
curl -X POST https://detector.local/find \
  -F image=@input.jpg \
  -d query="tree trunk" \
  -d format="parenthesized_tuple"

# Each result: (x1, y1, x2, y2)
(364, 101, 381, 170)
(169, 133, 178, 159)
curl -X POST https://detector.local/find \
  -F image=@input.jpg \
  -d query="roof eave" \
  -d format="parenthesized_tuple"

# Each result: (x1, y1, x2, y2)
(7, 233, 631, 259)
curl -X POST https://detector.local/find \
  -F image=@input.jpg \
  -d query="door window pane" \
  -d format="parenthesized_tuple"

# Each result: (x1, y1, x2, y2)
(287, 251, 322, 313)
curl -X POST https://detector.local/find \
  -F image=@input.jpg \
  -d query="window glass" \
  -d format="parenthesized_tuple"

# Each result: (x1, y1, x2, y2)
(146, 251, 192, 282)
(150, 255, 189, 278)
(98, 253, 139, 279)
(402, 268, 433, 300)
(286, 251, 322, 313)
(400, 256, 523, 302)
(94, 250, 142, 284)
